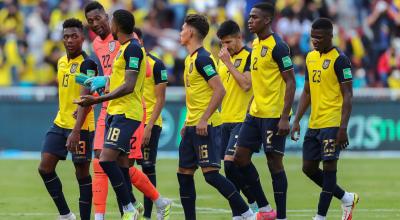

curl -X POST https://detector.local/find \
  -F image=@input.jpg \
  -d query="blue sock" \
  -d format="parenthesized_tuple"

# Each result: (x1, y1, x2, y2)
(238, 162, 269, 208)
(318, 170, 337, 216)
(177, 173, 196, 220)
(306, 169, 345, 199)
(143, 165, 156, 218)
(77, 175, 92, 220)
(120, 167, 136, 204)
(224, 161, 255, 216)
(204, 170, 249, 215)
(271, 171, 287, 219)
(39, 171, 70, 215)
(100, 161, 131, 206)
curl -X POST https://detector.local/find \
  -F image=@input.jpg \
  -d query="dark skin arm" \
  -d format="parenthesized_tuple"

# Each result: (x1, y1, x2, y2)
(337, 81, 353, 149)
(291, 81, 311, 141)
(143, 83, 166, 145)
(74, 70, 138, 106)
(278, 69, 296, 136)
(67, 87, 92, 152)
(196, 76, 226, 136)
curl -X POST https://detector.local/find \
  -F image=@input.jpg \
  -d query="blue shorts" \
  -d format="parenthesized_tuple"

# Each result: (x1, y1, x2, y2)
(179, 125, 221, 169)
(221, 123, 242, 158)
(303, 127, 341, 161)
(42, 124, 94, 163)
(140, 125, 162, 167)
(237, 115, 286, 155)
(104, 114, 141, 154)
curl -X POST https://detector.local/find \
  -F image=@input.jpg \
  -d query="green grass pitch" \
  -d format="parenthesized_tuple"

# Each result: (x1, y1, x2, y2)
(0, 157, 399, 219)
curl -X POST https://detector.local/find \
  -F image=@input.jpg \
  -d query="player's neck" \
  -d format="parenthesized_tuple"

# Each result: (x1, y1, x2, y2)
(321, 45, 334, 54)
(99, 31, 111, 40)
(257, 27, 273, 40)
(67, 50, 82, 60)
(186, 40, 203, 56)
(233, 43, 245, 55)
(118, 34, 133, 45)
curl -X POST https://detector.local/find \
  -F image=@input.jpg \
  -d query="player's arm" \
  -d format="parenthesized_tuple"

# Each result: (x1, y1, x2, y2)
(291, 66, 311, 141)
(143, 60, 168, 145)
(335, 55, 353, 149)
(196, 56, 226, 136)
(75, 43, 144, 106)
(272, 42, 296, 136)
(218, 47, 251, 91)
(67, 59, 98, 152)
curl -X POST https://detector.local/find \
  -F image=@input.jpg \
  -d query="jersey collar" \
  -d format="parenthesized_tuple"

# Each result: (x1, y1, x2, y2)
(190, 47, 204, 57)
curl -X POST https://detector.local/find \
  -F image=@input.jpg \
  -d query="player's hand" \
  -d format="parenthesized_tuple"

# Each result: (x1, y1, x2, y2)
(218, 46, 231, 65)
(291, 121, 300, 141)
(336, 127, 349, 149)
(104, 77, 110, 94)
(196, 119, 208, 136)
(180, 125, 186, 137)
(66, 130, 80, 153)
(143, 125, 152, 146)
(73, 95, 98, 107)
(278, 117, 290, 136)
(72, 110, 78, 119)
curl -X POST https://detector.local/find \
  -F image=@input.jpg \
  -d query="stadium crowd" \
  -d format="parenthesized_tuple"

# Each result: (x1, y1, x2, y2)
(0, 0, 399, 88)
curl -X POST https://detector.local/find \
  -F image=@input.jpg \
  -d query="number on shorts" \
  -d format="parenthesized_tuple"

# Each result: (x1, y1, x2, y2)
(266, 130, 273, 145)
(199, 145, 208, 159)
(143, 148, 150, 160)
(323, 139, 336, 154)
(107, 127, 120, 142)
(77, 141, 86, 155)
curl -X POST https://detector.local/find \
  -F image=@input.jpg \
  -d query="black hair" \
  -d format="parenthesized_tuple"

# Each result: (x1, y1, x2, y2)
(217, 20, 240, 39)
(113, 9, 135, 35)
(184, 14, 209, 40)
(132, 27, 142, 39)
(312, 18, 333, 31)
(253, 2, 275, 18)
(84, 1, 105, 15)
(63, 18, 83, 30)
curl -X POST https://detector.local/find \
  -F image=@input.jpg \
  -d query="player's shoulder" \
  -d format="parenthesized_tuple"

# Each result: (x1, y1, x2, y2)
(57, 54, 68, 66)
(333, 47, 350, 61)
(81, 52, 97, 66)
(195, 47, 212, 58)
(126, 38, 142, 50)
(271, 33, 289, 50)
(240, 45, 252, 56)
(147, 52, 163, 64)
(306, 50, 319, 61)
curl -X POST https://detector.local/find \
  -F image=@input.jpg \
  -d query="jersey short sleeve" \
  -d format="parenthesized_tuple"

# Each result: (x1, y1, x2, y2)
(334, 55, 353, 83)
(123, 42, 144, 72)
(272, 42, 293, 72)
(80, 59, 99, 77)
(195, 55, 218, 81)
(243, 52, 251, 72)
(153, 59, 168, 85)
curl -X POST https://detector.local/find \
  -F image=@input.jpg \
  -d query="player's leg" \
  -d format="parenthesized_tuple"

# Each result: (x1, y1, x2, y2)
(38, 125, 74, 219)
(263, 118, 288, 220)
(234, 116, 275, 217)
(99, 114, 140, 218)
(72, 130, 94, 220)
(223, 123, 257, 218)
(177, 126, 197, 220)
(198, 125, 255, 219)
(92, 111, 109, 220)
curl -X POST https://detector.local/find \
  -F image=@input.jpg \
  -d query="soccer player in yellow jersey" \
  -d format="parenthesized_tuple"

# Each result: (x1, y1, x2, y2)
(291, 18, 359, 220)
(234, 3, 296, 220)
(38, 18, 98, 220)
(216, 20, 258, 218)
(76, 9, 146, 220)
(178, 14, 257, 220)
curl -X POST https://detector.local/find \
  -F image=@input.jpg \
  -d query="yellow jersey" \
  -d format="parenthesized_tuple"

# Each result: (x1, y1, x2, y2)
(249, 33, 294, 118)
(218, 46, 252, 123)
(184, 47, 222, 126)
(107, 39, 146, 121)
(144, 53, 168, 126)
(54, 52, 98, 131)
(306, 47, 353, 129)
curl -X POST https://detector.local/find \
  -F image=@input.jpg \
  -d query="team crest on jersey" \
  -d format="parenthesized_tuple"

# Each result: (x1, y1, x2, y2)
(322, 59, 331, 69)
(109, 41, 116, 52)
(234, 59, 242, 68)
(189, 63, 193, 73)
(261, 46, 268, 57)
(70, 63, 79, 73)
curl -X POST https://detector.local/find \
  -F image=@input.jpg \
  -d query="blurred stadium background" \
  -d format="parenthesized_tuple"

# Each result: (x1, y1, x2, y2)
(0, 0, 400, 219)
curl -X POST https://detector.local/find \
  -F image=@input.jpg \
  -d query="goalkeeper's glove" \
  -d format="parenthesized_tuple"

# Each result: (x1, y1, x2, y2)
(84, 76, 108, 95)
